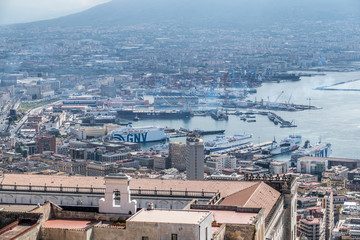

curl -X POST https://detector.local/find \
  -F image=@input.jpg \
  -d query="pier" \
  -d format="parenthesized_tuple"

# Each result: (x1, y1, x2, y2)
(166, 128, 225, 138)
(267, 112, 297, 128)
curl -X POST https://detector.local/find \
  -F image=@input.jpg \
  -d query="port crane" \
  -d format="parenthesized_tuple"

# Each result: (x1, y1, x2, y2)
(274, 91, 284, 103)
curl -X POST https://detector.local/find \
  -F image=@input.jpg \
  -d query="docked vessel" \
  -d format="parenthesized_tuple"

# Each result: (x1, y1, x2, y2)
(267, 135, 302, 155)
(204, 133, 252, 153)
(110, 125, 168, 143)
(211, 110, 229, 121)
(290, 140, 332, 166)
(117, 109, 191, 119)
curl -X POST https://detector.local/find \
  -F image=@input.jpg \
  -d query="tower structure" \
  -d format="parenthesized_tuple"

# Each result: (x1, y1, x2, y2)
(185, 133, 204, 180)
(99, 173, 137, 214)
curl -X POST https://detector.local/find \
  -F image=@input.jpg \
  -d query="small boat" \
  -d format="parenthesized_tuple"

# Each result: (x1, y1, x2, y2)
(247, 119, 256, 123)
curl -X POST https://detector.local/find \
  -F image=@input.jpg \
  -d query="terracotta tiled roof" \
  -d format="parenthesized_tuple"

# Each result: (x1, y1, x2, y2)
(44, 219, 94, 229)
(0, 174, 262, 198)
(219, 182, 280, 217)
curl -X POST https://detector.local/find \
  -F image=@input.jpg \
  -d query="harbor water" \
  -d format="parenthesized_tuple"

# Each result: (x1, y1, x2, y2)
(134, 70, 360, 160)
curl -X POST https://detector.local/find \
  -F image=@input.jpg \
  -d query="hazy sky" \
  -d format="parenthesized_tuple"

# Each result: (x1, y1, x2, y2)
(0, 0, 110, 25)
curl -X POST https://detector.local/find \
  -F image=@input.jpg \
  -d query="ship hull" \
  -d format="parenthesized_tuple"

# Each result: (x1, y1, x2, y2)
(112, 126, 168, 143)
(117, 110, 191, 119)
(205, 135, 252, 152)
(270, 145, 299, 155)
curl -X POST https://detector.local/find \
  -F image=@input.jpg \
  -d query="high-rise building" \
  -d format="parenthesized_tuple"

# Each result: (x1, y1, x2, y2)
(35, 134, 56, 154)
(185, 133, 204, 180)
(169, 142, 186, 171)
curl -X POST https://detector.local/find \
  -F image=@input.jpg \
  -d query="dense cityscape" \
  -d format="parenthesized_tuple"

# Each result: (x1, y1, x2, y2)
(0, 1, 360, 239)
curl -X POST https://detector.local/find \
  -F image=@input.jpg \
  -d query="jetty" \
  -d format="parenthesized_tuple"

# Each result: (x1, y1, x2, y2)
(166, 128, 225, 138)
(267, 112, 297, 128)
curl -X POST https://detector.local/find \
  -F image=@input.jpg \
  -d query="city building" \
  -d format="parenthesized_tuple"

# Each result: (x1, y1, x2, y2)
(270, 161, 289, 175)
(35, 134, 56, 154)
(185, 133, 204, 180)
(298, 214, 325, 240)
(169, 142, 186, 171)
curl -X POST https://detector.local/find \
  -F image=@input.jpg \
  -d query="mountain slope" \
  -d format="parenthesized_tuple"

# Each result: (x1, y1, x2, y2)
(16, 0, 360, 29)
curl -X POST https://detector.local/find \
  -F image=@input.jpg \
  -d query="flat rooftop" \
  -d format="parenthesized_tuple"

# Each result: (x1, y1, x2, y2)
(199, 209, 257, 225)
(44, 219, 95, 229)
(128, 209, 211, 225)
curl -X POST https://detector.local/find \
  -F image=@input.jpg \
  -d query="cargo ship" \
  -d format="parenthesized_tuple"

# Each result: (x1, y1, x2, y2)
(117, 109, 191, 119)
(204, 133, 252, 153)
(110, 125, 168, 143)
(265, 135, 302, 155)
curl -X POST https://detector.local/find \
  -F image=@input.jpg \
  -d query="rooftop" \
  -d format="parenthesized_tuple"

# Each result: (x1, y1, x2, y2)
(219, 182, 280, 217)
(127, 209, 211, 225)
(44, 219, 95, 229)
(0, 204, 38, 212)
(200, 209, 257, 225)
(0, 174, 263, 198)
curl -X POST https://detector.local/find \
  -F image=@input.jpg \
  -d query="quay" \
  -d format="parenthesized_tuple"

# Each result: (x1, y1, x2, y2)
(166, 128, 225, 138)
(267, 112, 297, 128)
(211, 141, 272, 155)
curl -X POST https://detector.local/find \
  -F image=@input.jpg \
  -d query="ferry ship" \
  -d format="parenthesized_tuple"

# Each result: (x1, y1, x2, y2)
(290, 140, 332, 166)
(267, 135, 302, 155)
(110, 125, 168, 143)
(116, 109, 191, 119)
(204, 133, 252, 153)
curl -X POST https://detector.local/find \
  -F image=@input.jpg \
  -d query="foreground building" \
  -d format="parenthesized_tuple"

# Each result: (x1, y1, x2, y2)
(0, 173, 297, 239)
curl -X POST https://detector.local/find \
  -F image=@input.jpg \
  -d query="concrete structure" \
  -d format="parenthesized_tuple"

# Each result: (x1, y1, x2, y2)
(270, 161, 289, 175)
(99, 174, 137, 215)
(0, 173, 298, 240)
(69, 126, 87, 140)
(206, 155, 237, 171)
(185, 133, 204, 180)
(333, 218, 360, 240)
(84, 126, 106, 138)
(297, 157, 328, 180)
(126, 209, 212, 240)
(298, 215, 325, 240)
(298, 157, 360, 177)
(35, 134, 56, 154)
(169, 142, 186, 171)
(322, 192, 334, 240)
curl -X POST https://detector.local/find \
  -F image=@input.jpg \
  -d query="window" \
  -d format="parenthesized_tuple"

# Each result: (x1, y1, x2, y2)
(113, 190, 121, 206)
(142, 237, 149, 240)
(171, 234, 178, 240)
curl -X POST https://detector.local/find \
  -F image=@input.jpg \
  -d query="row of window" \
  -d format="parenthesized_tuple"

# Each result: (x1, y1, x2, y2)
(142, 234, 177, 240)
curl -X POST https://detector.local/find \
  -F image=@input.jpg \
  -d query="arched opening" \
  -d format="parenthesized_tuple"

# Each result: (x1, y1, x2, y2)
(113, 190, 121, 206)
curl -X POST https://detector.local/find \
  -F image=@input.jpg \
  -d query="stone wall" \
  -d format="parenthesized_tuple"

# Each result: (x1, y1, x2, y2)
(225, 224, 255, 240)
(264, 196, 284, 240)
(0, 212, 40, 229)
(93, 226, 126, 240)
(40, 227, 92, 240)
(0, 190, 210, 210)
(213, 224, 226, 240)
(15, 222, 41, 240)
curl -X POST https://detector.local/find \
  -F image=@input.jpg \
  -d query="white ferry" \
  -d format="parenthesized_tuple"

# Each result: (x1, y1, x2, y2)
(291, 140, 332, 163)
(111, 125, 168, 143)
(205, 133, 253, 152)
(268, 135, 302, 155)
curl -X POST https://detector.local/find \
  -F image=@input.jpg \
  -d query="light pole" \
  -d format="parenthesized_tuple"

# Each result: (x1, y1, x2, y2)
(306, 97, 311, 108)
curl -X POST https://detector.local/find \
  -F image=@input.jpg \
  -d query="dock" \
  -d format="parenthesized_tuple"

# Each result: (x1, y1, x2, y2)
(166, 128, 225, 138)
(212, 141, 273, 155)
(267, 112, 297, 128)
